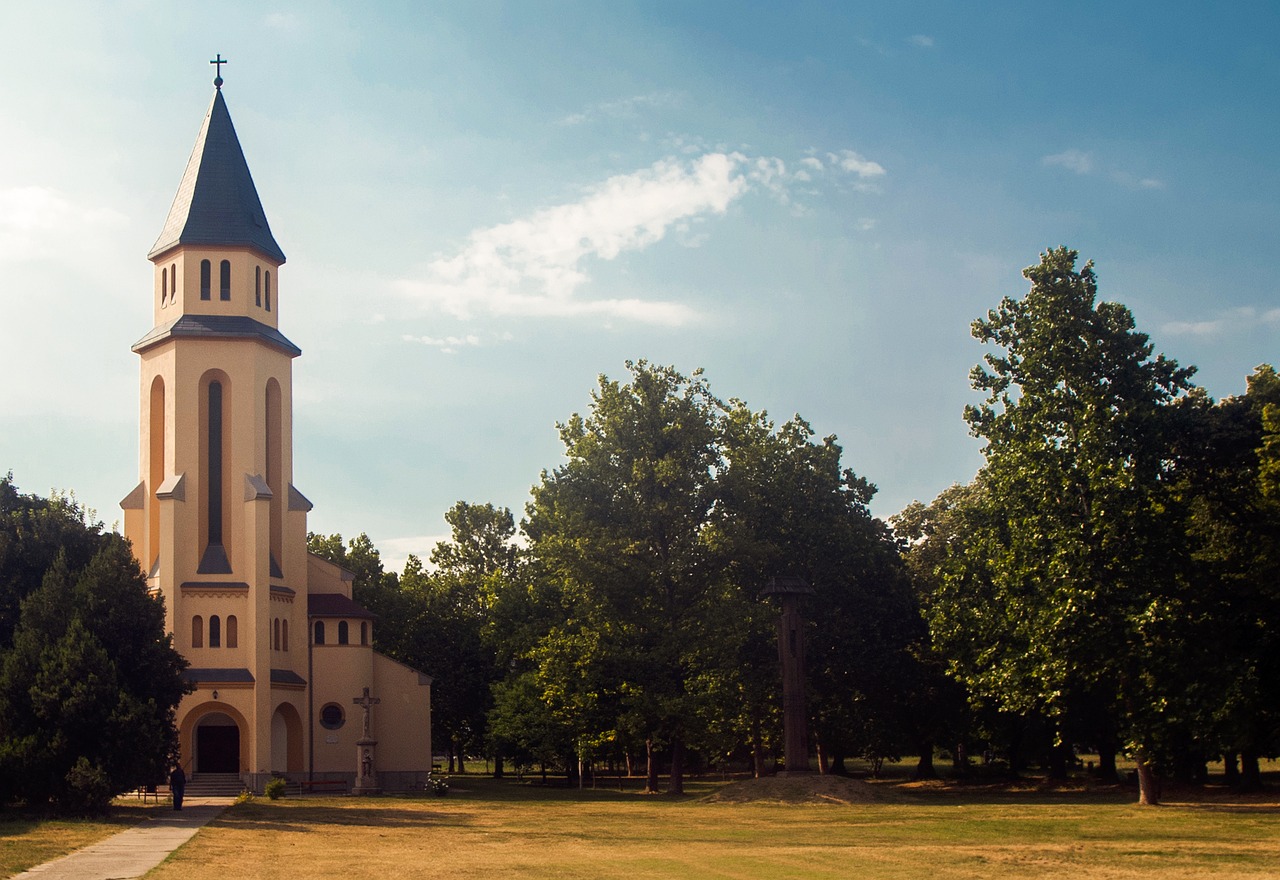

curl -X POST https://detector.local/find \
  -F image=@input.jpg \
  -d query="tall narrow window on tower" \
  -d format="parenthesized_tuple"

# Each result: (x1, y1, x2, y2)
(148, 376, 165, 574)
(200, 259, 211, 300)
(255, 266, 262, 306)
(265, 379, 284, 577)
(220, 260, 231, 301)
(265, 270, 272, 311)
(199, 375, 231, 573)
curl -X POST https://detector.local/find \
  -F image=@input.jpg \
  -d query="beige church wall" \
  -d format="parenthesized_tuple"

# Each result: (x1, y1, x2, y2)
(372, 652, 432, 774)
(268, 693, 307, 774)
(157, 246, 283, 330)
(309, 640, 376, 773)
(175, 588, 249, 658)
(307, 553, 355, 598)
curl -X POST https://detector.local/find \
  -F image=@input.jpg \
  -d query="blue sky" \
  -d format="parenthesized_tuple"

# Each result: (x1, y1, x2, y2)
(3, 2, 1278, 569)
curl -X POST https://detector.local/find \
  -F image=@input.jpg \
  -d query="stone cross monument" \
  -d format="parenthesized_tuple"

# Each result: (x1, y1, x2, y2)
(352, 687, 381, 795)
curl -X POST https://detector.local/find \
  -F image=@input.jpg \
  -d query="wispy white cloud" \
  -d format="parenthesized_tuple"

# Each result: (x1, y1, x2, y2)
(0, 186, 124, 263)
(1162, 306, 1280, 338)
(263, 12, 301, 31)
(395, 147, 886, 326)
(559, 92, 681, 126)
(1042, 149, 1094, 175)
(1042, 149, 1164, 190)
(402, 333, 483, 354)
(909, 34, 935, 48)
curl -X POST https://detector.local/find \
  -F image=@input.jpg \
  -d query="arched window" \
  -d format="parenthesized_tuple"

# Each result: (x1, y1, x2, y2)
(219, 260, 231, 301)
(161, 267, 167, 305)
(264, 271, 272, 312)
(282, 619, 289, 652)
(338, 620, 349, 645)
(171, 263, 177, 298)
(148, 376, 165, 573)
(209, 614, 221, 648)
(200, 259, 211, 300)
(255, 266, 262, 306)
(273, 618, 280, 651)
(314, 620, 325, 645)
(226, 615, 238, 649)
(360, 621, 368, 646)
(192, 615, 204, 648)
(200, 377, 227, 572)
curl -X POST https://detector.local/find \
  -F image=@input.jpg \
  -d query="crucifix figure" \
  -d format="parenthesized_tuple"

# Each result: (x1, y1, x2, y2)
(353, 687, 380, 740)
(210, 54, 227, 89)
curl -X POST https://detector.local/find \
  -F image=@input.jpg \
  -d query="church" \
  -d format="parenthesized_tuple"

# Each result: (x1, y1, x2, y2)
(120, 65, 432, 793)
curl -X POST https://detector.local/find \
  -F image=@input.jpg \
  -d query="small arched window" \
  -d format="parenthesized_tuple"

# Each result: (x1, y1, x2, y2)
(273, 618, 280, 651)
(314, 620, 325, 645)
(219, 260, 231, 301)
(226, 615, 238, 649)
(338, 620, 349, 645)
(282, 619, 289, 652)
(209, 614, 221, 648)
(161, 267, 168, 304)
(200, 260, 211, 300)
(360, 621, 368, 646)
(171, 263, 177, 298)
(255, 266, 262, 307)
(265, 271, 272, 312)
(192, 615, 204, 648)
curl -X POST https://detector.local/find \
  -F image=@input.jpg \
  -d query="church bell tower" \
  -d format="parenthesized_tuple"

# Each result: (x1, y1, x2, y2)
(122, 64, 312, 779)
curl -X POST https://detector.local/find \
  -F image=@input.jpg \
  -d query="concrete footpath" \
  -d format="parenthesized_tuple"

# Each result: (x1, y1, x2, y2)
(12, 797, 234, 880)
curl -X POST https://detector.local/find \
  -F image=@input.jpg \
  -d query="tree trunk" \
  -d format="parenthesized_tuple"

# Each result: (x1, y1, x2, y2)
(625, 750, 635, 778)
(1239, 751, 1263, 792)
(1096, 747, 1118, 782)
(1135, 752, 1160, 806)
(751, 714, 765, 779)
(493, 755, 504, 779)
(645, 738, 660, 794)
(914, 745, 937, 781)
(1223, 753, 1240, 786)
(668, 736, 685, 795)
(816, 735, 829, 774)
(1047, 741, 1071, 780)
(954, 742, 970, 778)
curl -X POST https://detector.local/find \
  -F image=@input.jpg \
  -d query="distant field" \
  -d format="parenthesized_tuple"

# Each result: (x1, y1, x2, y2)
(138, 776, 1280, 880)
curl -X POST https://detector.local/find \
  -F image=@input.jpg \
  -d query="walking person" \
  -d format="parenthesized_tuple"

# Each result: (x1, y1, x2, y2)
(170, 763, 187, 811)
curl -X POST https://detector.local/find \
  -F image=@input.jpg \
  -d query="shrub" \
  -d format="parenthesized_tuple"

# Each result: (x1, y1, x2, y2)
(264, 778, 287, 800)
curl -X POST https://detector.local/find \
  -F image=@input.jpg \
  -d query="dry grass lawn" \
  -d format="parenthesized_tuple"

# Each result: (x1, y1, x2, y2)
(0, 802, 160, 877)
(139, 777, 1280, 880)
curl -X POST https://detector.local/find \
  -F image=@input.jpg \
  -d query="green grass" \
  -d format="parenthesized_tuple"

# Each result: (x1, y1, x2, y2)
(140, 777, 1280, 880)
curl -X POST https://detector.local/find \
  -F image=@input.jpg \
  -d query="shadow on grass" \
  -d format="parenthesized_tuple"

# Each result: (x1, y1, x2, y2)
(212, 803, 471, 834)
(0, 803, 160, 838)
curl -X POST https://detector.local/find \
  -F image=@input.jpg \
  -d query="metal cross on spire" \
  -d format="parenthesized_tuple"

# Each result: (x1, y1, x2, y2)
(210, 54, 228, 90)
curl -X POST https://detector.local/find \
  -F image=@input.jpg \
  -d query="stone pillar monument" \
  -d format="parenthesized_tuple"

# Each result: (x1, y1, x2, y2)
(761, 576, 815, 774)
(352, 687, 381, 795)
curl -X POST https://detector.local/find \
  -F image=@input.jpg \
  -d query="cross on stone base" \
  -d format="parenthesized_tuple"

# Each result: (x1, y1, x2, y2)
(352, 687, 381, 795)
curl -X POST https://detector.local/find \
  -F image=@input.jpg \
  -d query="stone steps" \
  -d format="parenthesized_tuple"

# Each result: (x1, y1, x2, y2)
(185, 772, 245, 797)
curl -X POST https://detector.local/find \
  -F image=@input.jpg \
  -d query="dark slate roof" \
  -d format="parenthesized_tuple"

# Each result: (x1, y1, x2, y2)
(132, 314, 301, 357)
(308, 592, 378, 620)
(149, 89, 286, 264)
(184, 668, 255, 683)
(270, 669, 307, 685)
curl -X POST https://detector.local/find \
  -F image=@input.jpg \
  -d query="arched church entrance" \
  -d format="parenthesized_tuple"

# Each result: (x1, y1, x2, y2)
(271, 703, 304, 772)
(195, 712, 241, 773)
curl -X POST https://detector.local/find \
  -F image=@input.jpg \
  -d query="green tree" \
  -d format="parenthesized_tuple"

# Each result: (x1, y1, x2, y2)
(959, 247, 1196, 805)
(0, 490, 188, 813)
(1169, 367, 1280, 788)
(523, 361, 724, 793)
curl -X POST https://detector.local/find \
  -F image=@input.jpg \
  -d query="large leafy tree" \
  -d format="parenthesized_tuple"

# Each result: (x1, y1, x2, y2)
(0, 479, 188, 813)
(1169, 367, 1280, 788)
(958, 247, 1196, 804)
(523, 361, 724, 793)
